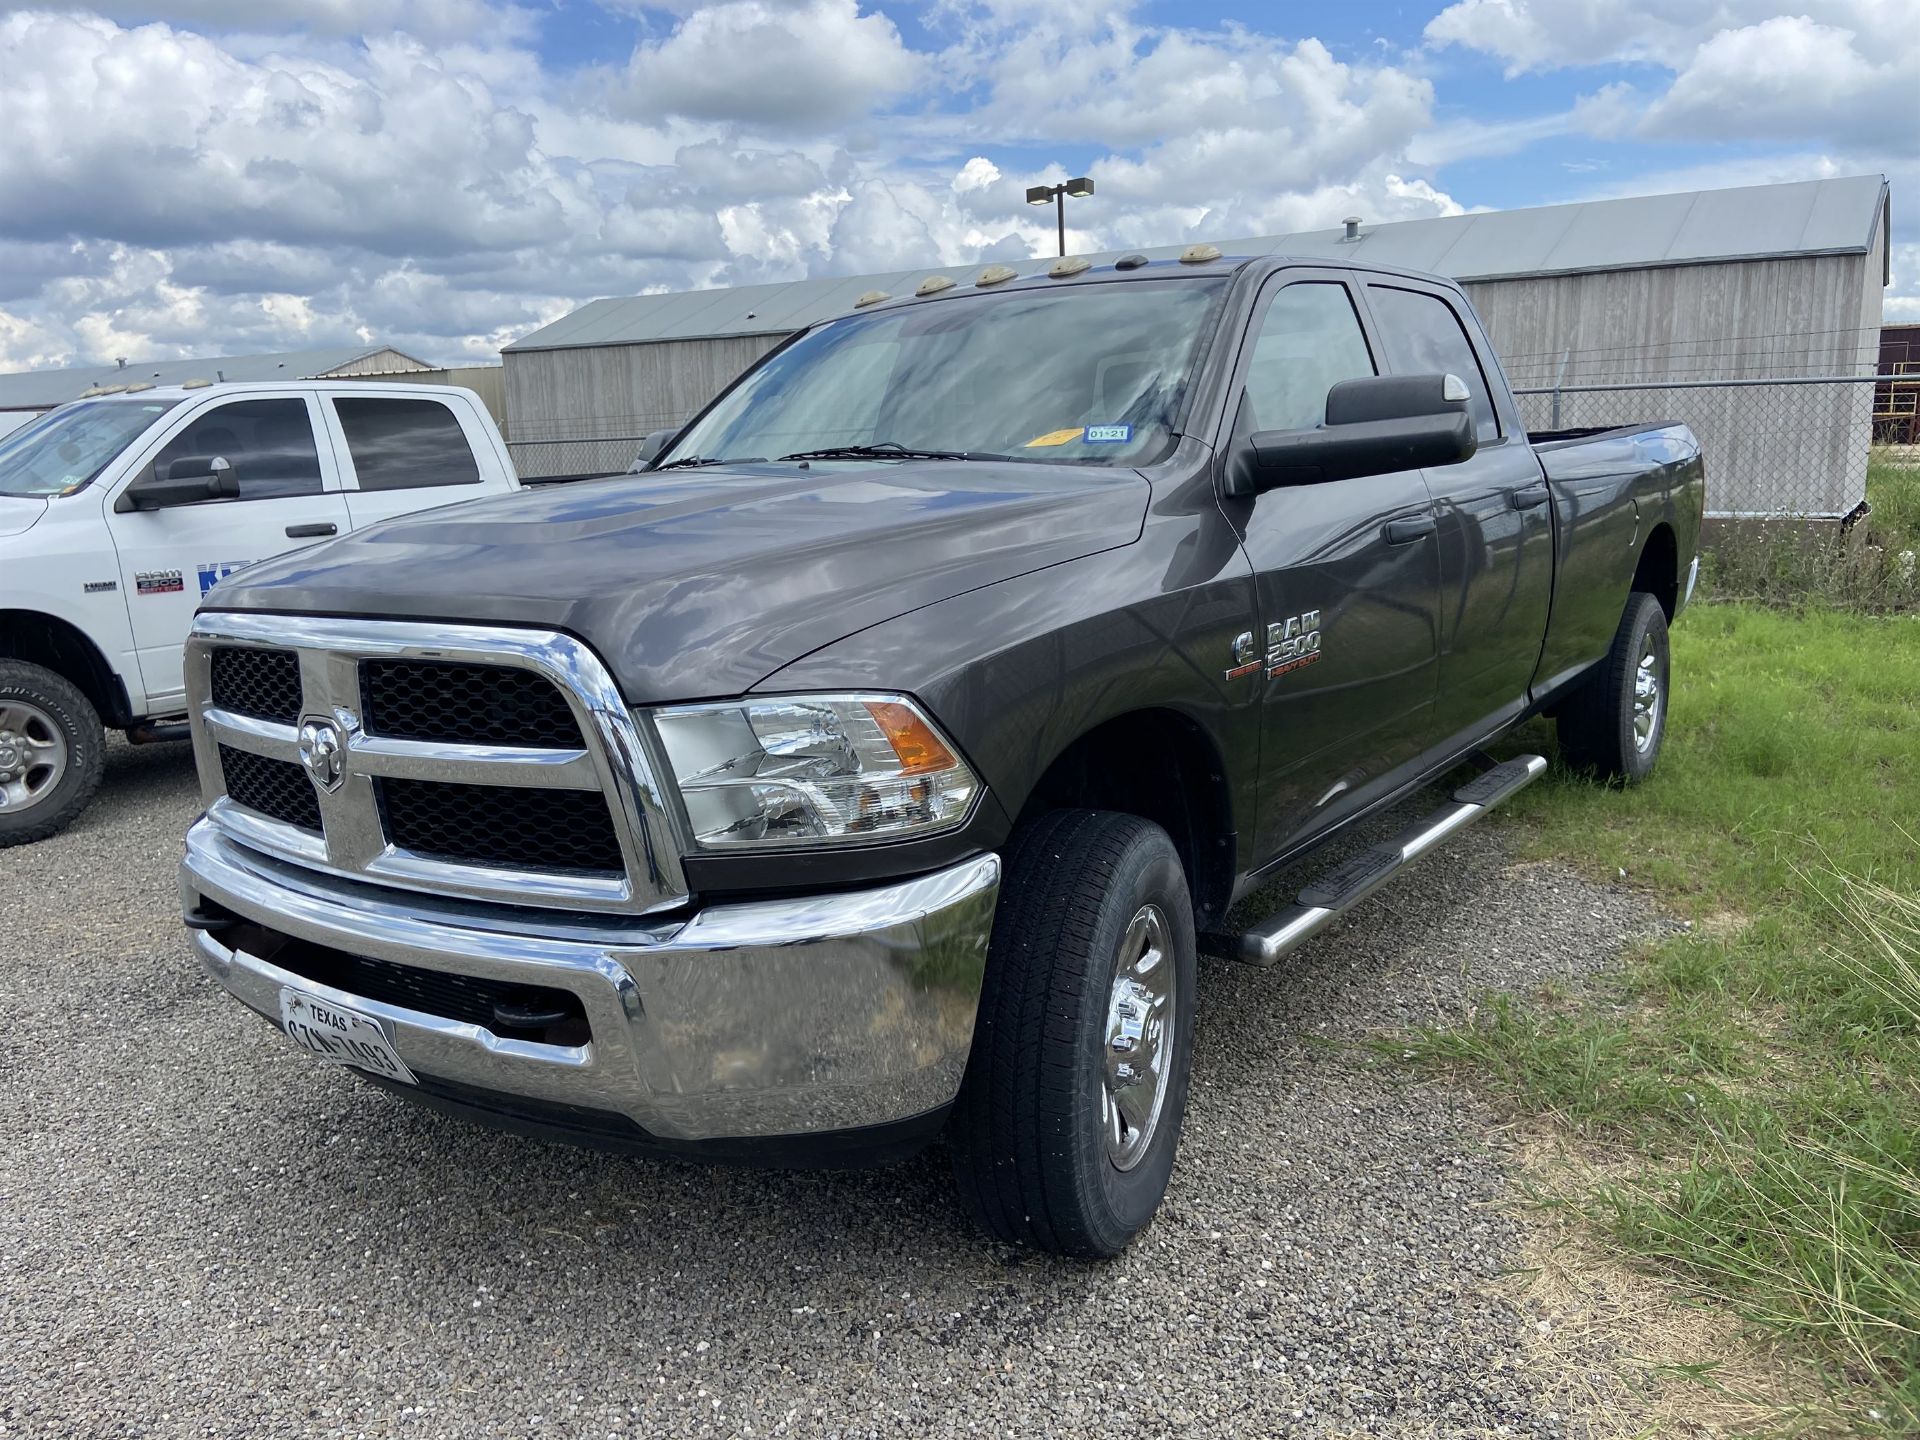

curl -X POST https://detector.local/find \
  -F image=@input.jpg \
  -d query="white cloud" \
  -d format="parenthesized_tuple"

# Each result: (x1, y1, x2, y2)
(613, 0, 921, 130)
(1641, 13, 1919, 154)
(1423, 0, 1825, 74)
(0, 0, 528, 42)
(0, 2, 1485, 371)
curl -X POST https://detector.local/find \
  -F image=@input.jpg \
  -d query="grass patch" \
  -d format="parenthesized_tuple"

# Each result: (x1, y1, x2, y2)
(1406, 601, 1920, 1431)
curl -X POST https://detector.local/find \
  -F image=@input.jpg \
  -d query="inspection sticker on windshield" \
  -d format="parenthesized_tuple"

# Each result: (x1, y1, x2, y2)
(1083, 424, 1133, 444)
(1024, 427, 1085, 448)
(279, 987, 416, 1086)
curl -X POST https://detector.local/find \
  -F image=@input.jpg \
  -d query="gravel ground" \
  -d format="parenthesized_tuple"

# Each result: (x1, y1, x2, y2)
(2, 741, 1658, 1440)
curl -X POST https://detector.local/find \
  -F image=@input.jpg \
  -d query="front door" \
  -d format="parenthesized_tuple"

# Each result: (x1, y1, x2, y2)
(1219, 274, 1442, 866)
(1363, 282, 1555, 740)
(104, 394, 349, 708)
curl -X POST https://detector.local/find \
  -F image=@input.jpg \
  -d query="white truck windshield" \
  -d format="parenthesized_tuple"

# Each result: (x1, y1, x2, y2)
(661, 278, 1227, 470)
(0, 399, 182, 498)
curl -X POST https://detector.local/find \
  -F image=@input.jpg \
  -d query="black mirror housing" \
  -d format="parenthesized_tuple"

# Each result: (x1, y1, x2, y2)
(630, 428, 678, 472)
(121, 456, 239, 511)
(1229, 373, 1477, 495)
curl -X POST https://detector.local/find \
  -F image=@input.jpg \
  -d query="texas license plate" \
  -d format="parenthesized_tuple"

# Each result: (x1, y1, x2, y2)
(278, 986, 417, 1086)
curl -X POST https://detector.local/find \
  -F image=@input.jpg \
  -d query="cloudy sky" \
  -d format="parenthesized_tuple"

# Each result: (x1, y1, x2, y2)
(0, 0, 1914, 370)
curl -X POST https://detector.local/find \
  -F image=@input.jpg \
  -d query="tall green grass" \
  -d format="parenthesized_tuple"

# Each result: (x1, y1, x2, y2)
(1706, 452, 1920, 613)
(1408, 602, 1920, 1429)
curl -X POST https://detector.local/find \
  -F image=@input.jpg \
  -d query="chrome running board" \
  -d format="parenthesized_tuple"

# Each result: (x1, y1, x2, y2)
(1229, 753, 1548, 967)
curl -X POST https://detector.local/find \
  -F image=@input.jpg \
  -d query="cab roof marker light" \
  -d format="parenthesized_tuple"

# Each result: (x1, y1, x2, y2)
(915, 274, 956, 297)
(1048, 256, 1090, 278)
(975, 264, 1018, 287)
(181, 378, 213, 389)
(122, 382, 154, 393)
(1113, 253, 1148, 271)
(853, 290, 890, 309)
(1180, 243, 1222, 264)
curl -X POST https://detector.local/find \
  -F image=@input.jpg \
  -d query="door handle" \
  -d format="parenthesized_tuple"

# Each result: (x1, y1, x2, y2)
(1383, 515, 1436, 545)
(1511, 483, 1551, 510)
(285, 523, 337, 538)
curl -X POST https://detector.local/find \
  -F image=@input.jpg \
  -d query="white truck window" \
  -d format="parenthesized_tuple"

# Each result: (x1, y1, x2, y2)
(150, 399, 325, 501)
(0, 400, 182, 497)
(335, 397, 481, 490)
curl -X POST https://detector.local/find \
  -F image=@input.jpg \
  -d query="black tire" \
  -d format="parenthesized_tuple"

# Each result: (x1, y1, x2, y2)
(1556, 590, 1670, 785)
(0, 660, 106, 847)
(950, 808, 1197, 1257)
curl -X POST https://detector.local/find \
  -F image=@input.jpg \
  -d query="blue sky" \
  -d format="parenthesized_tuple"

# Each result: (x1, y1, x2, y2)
(0, 0, 1912, 368)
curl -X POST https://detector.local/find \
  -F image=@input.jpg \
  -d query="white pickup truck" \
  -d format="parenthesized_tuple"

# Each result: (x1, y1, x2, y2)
(0, 380, 521, 845)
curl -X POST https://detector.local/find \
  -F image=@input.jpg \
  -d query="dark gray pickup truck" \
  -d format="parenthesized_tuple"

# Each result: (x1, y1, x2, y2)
(177, 250, 1704, 1255)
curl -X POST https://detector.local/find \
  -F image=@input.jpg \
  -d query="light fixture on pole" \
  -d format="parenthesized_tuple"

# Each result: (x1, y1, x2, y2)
(1026, 176, 1094, 257)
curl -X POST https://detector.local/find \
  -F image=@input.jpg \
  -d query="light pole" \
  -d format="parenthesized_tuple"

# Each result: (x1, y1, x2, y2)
(1026, 177, 1094, 257)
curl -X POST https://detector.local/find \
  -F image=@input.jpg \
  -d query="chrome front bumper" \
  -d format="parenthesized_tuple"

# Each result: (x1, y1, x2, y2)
(181, 818, 999, 1145)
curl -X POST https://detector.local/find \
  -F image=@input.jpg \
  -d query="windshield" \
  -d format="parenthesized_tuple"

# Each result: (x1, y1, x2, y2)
(0, 399, 182, 498)
(662, 277, 1227, 469)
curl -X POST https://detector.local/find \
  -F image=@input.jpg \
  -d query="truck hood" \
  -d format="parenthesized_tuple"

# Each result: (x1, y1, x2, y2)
(208, 460, 1148, 702)
(0, 495, 47, 538)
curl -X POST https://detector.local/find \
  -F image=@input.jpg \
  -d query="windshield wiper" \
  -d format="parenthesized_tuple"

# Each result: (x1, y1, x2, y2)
(653, 455, 764, 471)
(778, 442, 976, 463)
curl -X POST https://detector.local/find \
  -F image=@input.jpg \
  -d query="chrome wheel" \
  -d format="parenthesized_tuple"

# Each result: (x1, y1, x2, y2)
(1632, 641, 1663, 753)
(0, 700, 68, 814)
(1101, 903, 1175, 1172)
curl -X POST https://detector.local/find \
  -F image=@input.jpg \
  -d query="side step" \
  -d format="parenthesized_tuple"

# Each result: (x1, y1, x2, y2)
(1227, 753, 1547, 967)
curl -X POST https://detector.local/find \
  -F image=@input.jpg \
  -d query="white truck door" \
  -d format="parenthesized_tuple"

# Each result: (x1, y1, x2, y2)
(317, 390, 499, 531)
(102, 393, 350, 710)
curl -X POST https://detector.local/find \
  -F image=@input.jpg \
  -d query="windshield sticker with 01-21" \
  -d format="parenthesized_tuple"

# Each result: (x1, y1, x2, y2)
(1024, 424, 1134, 448)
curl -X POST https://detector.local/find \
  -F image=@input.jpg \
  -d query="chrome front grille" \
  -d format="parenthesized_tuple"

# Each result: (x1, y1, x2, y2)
(217, 743, 321, 833)
(375, 777, 625, 873)
(184, 614, 688, 915)
(210, 646, 303, 724)
(361, 659, 580, 747)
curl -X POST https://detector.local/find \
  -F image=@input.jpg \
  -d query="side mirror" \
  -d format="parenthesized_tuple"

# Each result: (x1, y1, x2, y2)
(121, 455, 239, 511)
(1228, 374, 1477, 496)
(629, 428, 678, 472)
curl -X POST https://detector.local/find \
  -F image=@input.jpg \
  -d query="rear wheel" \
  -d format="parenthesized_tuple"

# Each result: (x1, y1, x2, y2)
(950, 808, 1197, 1257)
(1556, 589, 1669, 784)
(0, 661, 105, 847)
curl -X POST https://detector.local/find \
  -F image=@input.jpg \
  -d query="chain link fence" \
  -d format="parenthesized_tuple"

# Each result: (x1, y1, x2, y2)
(507, 435, 652, 482)
(1512, 374, 1911, 519)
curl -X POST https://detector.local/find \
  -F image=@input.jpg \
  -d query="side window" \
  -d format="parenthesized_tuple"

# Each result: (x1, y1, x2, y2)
(149, 399, 323, 501)
(334, 397, 481, 491)
(1365, 285, 1501, 442)
(1242, 283, 1376, 433)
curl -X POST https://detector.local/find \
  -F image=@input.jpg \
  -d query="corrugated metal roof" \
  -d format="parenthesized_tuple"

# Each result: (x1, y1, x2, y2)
(0, 345, 432, 410)
(509, 174, 1889, 353)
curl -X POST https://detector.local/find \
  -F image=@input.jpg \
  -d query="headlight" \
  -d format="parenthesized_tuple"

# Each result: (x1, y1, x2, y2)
(650, 693, 979, 850)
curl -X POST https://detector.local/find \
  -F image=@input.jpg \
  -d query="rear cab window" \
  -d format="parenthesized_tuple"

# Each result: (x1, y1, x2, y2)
(333, 396, 482, 491)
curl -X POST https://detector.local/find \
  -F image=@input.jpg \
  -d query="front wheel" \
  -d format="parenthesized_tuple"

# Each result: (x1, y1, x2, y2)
(950, 809, 1197, 1257)
(0, 660, 106, 847)
(1556, 589, 1670, 784)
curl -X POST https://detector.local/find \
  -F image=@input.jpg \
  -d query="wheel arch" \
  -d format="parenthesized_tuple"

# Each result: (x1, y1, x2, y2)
(0, 610, 129, 726)
(1011, 706, 1236, 929)
(1633, 522, 1679, 618)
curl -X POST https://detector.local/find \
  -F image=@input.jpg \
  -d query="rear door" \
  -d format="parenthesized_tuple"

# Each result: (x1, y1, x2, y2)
(1220, 271, 1442, 864)
(1363, 281, 1554, 740)
(318, 391, 493, 530)
(103, 393, 349, 708)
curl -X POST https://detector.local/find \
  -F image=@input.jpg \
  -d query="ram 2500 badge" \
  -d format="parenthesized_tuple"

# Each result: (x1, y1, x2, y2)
(177, 250, 1703, 1255)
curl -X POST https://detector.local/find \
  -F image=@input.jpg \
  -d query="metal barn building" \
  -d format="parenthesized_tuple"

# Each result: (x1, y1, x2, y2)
(505, 175, 1890, 516)
(0, 347, 510, 428)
